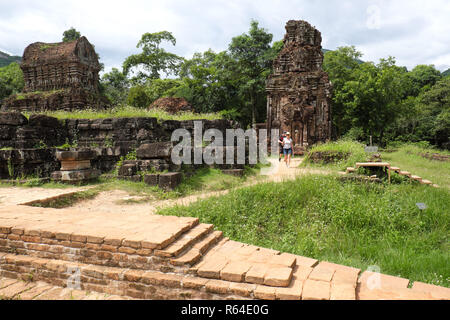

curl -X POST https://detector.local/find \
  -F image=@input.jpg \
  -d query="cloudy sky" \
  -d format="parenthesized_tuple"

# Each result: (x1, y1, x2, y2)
(1, 0, 449, 73)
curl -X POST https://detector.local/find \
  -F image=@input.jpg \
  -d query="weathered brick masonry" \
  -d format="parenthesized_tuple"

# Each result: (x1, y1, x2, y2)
(0, 111, 236, 179)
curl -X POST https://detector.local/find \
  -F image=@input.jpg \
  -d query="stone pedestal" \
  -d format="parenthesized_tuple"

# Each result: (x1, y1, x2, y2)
(51, 150, 100, 183)
(144, 172, 182, 190)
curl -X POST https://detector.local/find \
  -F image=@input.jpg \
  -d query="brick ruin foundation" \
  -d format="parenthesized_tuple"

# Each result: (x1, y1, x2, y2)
(1, 37, 107, 112)
(0, 111, 241, 181)
(266, 20, 332, 153)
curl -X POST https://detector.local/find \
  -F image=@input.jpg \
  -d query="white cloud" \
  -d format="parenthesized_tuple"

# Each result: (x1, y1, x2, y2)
(0, 0, 449, 72)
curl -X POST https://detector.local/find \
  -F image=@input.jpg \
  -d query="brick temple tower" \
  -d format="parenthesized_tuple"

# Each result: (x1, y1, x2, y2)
(266, 20, 332, 153)
(2, 36, 106, 112)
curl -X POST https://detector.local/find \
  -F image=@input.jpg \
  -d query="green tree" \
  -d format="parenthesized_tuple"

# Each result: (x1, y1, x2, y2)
(177, 50, 237, 114)
(228, 20, 274, 127)
(100, 68, 130, 106)
(0, 62, 24, 101)
(339, 57, 408, 145)
(405, 64, 442, 97)
(123, 31, 183, 83)
(415, 76, 450, 147)
(62, 27, 81, 42)
(323, 46, 363, 137)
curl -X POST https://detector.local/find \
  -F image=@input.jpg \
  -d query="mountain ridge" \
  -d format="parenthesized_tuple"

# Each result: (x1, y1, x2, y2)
(0, 50, 21, 68)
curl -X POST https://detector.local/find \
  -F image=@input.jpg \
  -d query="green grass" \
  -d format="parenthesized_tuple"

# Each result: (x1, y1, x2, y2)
(382, 144, 450, 189)
(25, 105, 223, 121)
(158, 175, 450, 287)
(303, 139, 367, 170)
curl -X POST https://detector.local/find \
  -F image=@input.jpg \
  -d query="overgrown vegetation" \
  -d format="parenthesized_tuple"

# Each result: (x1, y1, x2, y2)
(303, 139, 367, 170)
(29, 105, 222, 121)
(26, 106, 222, 121)
(158, 175, 449, 287)
(381, 143, 450, 188)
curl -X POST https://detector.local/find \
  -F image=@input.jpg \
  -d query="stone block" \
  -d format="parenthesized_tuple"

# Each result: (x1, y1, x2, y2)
(28, 114, 60, 128)
(51, 169, 101, 182)
(56, 150, 97, 161)
(60, 160, 91, 171)
(118, 164, 137, 177)
(136, 142, 173, 159)
(0, 112, 28, 126)
(144, 174, 159, 186)
(158, 172, 182, 190)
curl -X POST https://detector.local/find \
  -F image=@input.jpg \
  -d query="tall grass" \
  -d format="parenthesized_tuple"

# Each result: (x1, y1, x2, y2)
(382, 144, 450, 189)
(23, 105, 223, 121)
(158, 175, 450, 287)
(303, 139, 367, 170)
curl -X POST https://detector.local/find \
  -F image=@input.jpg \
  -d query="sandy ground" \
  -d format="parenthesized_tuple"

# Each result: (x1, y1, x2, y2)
(1, 157, 331, 214)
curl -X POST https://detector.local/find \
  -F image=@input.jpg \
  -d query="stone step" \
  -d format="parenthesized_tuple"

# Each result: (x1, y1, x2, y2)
(398, 171, 411, 176)
(154, 224, 214, 258)
(346, 167, 356, 174)
(411, 175, 422, 182)
(420, 179, 432, 185)
(170, 231, 223, 267)
(390, 167, 401, 172)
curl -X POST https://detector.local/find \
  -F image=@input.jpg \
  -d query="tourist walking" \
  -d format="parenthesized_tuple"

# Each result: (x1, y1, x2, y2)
(283, 132, 294, 167)
(278, 132, 286, 162)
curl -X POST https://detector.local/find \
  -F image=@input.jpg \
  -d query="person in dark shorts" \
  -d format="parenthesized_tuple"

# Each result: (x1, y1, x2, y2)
(282, 132, 294, 167)
(278, 132, 286, 162)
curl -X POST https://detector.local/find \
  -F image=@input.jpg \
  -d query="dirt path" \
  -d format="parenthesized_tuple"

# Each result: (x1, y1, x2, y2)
(70, 157, 331, 214)
(0, 157, 331, 215)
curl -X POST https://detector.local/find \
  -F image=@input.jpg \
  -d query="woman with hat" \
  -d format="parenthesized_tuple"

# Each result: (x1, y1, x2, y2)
(282, 132, 294, 168)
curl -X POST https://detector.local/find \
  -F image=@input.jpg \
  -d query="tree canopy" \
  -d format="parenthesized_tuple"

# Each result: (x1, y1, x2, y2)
(62, 27, 81, 42)
(123, 31, 183, 83)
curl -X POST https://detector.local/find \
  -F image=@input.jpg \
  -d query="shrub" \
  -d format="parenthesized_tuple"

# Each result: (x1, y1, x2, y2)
(127, 86, 151, 108)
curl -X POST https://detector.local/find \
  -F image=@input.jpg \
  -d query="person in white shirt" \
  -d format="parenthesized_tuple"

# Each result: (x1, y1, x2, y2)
(282, 132, 294, 167)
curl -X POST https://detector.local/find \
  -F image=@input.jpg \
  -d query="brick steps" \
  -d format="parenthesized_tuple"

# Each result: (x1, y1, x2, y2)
(170, 231, 223, 267)
(154, 223, 214, 258)
(346, 167, 356, 174)
(0, 205, 448, 300)
(345, 162, 437, 187)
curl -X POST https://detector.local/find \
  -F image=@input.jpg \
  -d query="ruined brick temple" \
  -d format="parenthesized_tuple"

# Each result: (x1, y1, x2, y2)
(266, 20, 332, 152)
(1, 36, 106, 112)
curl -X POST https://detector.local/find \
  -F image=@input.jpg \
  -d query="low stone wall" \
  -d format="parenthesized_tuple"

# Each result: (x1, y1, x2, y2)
(419, 152, 450, 162)
(306, 151, 350, 164)
(0, 112, 235, 151)
(0, 112, 238, 179)
(0, 149, 59, 179)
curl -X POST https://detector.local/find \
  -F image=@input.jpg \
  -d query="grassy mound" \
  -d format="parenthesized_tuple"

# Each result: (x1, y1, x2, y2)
(304, 139, 367, 169)
(158, 175, 450, 287)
